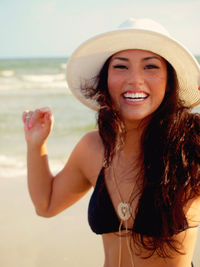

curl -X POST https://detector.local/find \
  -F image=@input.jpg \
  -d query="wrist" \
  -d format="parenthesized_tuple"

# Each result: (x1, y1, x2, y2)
(27, 142, 48, 156)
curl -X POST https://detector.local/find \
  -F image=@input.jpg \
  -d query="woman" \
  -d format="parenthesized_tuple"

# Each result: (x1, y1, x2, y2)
(23, 18, 200, 267)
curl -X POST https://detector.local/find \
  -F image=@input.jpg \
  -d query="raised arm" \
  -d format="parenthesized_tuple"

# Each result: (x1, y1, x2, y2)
(22, 108, 102, 217)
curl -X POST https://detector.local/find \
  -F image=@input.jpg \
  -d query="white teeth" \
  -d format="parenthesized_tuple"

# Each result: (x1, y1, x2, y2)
(124, 92, 148, 101)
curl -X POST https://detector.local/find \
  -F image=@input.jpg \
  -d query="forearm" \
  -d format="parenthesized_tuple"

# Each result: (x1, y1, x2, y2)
(27, 142, 53, 215)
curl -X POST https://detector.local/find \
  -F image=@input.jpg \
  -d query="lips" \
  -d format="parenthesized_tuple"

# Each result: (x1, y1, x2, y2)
(123, 91, 149, 102)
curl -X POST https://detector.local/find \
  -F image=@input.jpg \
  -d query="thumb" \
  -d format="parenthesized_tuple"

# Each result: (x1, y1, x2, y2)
(43, 112, 54, 129)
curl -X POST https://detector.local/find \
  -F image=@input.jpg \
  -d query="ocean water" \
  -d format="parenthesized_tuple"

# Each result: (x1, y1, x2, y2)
(0, 57, 96, 179)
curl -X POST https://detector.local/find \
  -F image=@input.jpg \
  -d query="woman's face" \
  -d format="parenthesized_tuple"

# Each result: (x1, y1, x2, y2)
(107, 49, 168, 126)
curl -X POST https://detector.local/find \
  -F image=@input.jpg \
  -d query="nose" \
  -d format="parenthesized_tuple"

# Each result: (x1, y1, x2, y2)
(127, 67, 144, 87)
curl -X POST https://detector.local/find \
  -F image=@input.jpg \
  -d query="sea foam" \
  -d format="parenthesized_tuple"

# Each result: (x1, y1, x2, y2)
(0, 155, 26, 179)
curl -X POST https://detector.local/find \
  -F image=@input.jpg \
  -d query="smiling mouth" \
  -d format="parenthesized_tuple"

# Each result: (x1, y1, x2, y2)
(123, 92, 148, 102)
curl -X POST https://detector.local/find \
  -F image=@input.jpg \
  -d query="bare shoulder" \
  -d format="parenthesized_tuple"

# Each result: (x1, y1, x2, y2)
(80, 130, 103, 152)
(70, 130, 104, 186)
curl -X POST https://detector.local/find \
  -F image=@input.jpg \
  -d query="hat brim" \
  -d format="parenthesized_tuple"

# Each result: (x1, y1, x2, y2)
(66, 29, 200, 111)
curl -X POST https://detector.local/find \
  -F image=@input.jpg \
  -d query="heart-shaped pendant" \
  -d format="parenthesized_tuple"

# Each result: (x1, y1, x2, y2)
(117, 202, 131, 221)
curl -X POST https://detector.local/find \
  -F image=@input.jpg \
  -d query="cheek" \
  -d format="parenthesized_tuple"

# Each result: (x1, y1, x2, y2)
(153, 75, 167, 94)
(107, 74, 121, 98)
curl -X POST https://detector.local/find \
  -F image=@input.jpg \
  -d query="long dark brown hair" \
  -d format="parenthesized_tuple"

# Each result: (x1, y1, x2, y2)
(82, 55, 200, 257)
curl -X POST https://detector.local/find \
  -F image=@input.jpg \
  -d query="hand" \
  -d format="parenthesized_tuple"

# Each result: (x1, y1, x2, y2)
(22, 107, 54, 146)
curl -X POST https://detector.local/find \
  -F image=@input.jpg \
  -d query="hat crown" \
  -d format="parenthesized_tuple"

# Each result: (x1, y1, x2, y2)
(118, 18, 170, 37)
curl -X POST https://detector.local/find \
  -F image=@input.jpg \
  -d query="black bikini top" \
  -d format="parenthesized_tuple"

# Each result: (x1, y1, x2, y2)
(88, 168, 198, 236)
(88, 168, 121, 234)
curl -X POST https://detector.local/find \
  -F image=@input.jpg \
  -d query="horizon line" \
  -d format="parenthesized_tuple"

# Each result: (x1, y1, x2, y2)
(0, 54, 199, 61)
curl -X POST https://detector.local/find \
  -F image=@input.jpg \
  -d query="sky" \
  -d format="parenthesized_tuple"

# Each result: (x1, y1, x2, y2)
(0, 0, 200, 58)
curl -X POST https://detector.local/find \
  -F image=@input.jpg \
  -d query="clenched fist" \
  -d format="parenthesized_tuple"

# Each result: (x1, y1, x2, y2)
(22, 107, 54, 146)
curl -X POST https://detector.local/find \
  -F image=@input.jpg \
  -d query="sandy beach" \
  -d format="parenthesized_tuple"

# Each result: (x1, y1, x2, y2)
(0, 175, 104, 267)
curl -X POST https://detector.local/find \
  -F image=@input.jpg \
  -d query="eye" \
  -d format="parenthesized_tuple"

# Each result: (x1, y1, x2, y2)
(113, 64, 128, 69)
(144, 64, 159, 69)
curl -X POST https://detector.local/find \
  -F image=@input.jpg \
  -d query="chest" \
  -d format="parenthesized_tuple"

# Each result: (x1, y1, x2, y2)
(104, 166, 141, 229)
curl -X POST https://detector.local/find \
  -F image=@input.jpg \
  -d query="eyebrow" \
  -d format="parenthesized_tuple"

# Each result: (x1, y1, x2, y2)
(142, 56, 161, 62)
(112, 56, 161, 62)
(112, 57, 129, 61)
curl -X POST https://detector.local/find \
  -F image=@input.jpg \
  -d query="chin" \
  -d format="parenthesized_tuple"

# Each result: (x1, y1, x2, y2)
(122, 113, 153, 128)
(122, 112, 150, 121)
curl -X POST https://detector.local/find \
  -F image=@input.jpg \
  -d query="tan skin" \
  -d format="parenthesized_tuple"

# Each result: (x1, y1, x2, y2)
(23, 50, 200, 267)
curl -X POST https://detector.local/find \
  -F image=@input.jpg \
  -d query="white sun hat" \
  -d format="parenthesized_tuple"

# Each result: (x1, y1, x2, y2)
(66, 18, 200, 111)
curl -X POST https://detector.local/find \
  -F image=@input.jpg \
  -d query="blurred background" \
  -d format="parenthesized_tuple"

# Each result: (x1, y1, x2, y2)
(0, 0, 199, 266)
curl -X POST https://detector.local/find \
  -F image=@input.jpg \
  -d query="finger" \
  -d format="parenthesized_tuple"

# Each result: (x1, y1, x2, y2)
(30, 108, 52, 127)
(28, 109, 53, 130)
(27, 109, 44, 129)
(23, 107, 51, 122)
(22, 110, 30, 123)
(23, 110, 34, 126)
(43, 112, 54, 129)
(38, 107, 52, 114)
